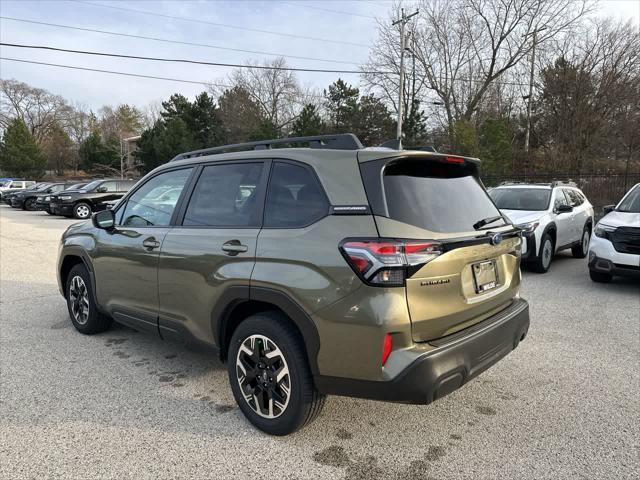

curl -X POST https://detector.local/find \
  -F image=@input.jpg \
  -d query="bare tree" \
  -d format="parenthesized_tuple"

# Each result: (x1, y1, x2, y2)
(0, 79, 74, 143)
(217, 58, 304, 131)
(364, 0, 594, 145)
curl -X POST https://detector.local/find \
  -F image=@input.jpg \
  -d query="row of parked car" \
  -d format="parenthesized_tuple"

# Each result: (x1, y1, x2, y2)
(488, 181, 640, 282)
(0, 178, 137, 219)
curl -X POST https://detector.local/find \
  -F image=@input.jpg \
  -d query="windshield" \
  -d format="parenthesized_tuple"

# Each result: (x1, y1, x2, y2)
(489, 188, 551, 211)
(382, 160, 504, 233)
(617, 185, 640, 213)
(34, 183, 51, 191)
(66, 183, 86, 190)
(0, 181, 8, 187)
(80, 180, 102, 191)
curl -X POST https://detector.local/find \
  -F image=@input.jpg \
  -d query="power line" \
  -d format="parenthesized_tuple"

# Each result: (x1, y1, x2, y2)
(0, 57, 329, 99)
(0, 17, 361, 66)
(0, 42, 389, 74)
(0, 57, 226, 86)
(70, 0, 371, 48)
(283, 1, 377, 20)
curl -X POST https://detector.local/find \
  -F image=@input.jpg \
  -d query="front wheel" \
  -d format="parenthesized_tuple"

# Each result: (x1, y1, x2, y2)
(227, 312, 325, 435)
(73, 202, 92, 219)
(531, 233, 554, 273)
(572, 225, 591, 258)
(65, 264, 112, 334)
(24, 198, 36, 211)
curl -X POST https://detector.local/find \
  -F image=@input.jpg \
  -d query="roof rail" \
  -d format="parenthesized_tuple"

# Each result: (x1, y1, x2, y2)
(171, 134, 364, 161)
(551, 180, 577, 188)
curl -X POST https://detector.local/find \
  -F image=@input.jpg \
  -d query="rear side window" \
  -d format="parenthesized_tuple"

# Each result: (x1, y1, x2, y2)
(117, 181, 135, 191)
(98, 181, 118, 192)
(381, 159, 503, 233)
(264, 162, 328, 228)
(183, 162, 263, 227)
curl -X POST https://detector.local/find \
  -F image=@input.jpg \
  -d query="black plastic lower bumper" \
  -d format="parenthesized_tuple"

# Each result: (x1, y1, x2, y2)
(51, 203, 73, 216)
(315, 298, 530, 404)
(521, 232, 537, 261)
(589, 255, 640, 279)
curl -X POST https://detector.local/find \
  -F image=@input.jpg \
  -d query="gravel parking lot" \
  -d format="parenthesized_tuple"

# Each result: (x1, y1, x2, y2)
(1, 205, 638, 480)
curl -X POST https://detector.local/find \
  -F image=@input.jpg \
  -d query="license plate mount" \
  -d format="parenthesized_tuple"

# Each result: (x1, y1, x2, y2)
(472, 260, 498, 293)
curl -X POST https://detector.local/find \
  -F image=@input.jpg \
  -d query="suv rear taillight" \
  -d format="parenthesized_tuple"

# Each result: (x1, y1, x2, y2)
(340, 239, 442, 287)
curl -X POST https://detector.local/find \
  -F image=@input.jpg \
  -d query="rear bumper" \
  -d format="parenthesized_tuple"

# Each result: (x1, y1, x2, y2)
(316, 298, 530, 404)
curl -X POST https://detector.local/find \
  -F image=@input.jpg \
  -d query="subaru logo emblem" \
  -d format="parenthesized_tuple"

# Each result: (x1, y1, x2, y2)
(490, 233, 503, 245)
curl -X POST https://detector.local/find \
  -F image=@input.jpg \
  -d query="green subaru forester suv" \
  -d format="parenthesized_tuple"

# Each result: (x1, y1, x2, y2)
(58, 134, 529, 435)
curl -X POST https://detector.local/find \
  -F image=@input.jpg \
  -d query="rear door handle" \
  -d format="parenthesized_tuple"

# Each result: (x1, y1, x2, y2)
(222, 240, 248, 255)
(142, 237, 161, 250)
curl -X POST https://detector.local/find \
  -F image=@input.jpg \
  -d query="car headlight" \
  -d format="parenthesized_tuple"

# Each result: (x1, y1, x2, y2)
(59, 196, 72, 201)
(594, 223, 615, 239)
(516, 221, 539, 233)
(44, 196, 50, 201)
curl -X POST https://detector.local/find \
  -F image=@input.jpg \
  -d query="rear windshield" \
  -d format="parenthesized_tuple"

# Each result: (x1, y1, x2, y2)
(489, 188, 551, 211)
(381, 160, 504, 233)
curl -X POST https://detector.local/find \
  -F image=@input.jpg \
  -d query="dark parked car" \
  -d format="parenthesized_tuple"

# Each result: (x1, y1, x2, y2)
(36, 182, 89, 214)
(50, 179, 137, 219)
(11, 182, 80, 211)
(5, 182, 52, 206)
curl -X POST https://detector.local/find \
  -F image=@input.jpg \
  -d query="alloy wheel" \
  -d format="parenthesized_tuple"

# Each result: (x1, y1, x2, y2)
(542, 239, 553, 269)
(69, 275, 90, 325)
(76, 205, 90, 219)
(582, 230, 589, 253)
(235, 334, 291, 419)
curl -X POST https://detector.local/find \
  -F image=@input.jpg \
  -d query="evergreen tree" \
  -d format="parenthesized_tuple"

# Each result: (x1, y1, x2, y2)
(324, 79, 359, 133)
(291, 104, 325, 137)
(0, 118, 46, 177)
(78, 129, 119, 171)
(353, 95, 394, 146)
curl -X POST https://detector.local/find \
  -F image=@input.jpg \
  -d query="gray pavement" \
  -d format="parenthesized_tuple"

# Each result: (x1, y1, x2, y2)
(1, 205, 638, 479)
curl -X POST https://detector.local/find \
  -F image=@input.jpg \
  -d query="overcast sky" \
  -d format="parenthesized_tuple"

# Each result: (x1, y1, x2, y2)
(1, 0, 638, 111)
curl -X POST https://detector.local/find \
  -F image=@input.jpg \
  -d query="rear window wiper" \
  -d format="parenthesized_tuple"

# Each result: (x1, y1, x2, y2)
(473, 215, 504, 230)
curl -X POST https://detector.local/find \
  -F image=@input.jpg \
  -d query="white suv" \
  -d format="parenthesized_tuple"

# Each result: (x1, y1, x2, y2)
(0, 180, 36, 199)
(588, 183, 640, 282)
(489, 182, 594, 273)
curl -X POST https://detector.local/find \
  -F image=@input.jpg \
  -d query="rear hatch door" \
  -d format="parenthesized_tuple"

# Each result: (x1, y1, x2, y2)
(359, 152, 522, 342)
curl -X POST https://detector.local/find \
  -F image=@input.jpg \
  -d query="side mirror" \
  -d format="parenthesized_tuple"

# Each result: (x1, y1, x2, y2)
(556, 204, 573, 214)
(96, 186, 107, 193)
(92, 210, 115, 230)
(602, 204, 615, 215)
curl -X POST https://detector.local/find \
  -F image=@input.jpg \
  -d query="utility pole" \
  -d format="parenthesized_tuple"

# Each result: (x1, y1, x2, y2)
(523, 31, 537, 156)
(393, 8, 419, 146)
(524, 27, 546, 156)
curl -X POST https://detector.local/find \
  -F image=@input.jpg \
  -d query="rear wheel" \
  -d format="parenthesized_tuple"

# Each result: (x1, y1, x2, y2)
(572, 225, 590, 258)
(24, 197, 36, 211)
(227, 312, 325, 435)
(65, 264, 112, 334)
(531, 233, 554, 273)
(589, 269, 612, 283)
(73, 202, 92, 219)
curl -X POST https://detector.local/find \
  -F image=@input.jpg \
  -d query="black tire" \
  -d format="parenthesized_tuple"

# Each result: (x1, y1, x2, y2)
(589, 269, 612, 283)
(24, 197, 36, 211)
(65, 264, 112, 334)
(227, 312, 325, 435)
(73, 202, 92, 219)
(572, 224, 591, 258)
(531, 233, 554, 273)
(46, 208, 55, 215)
